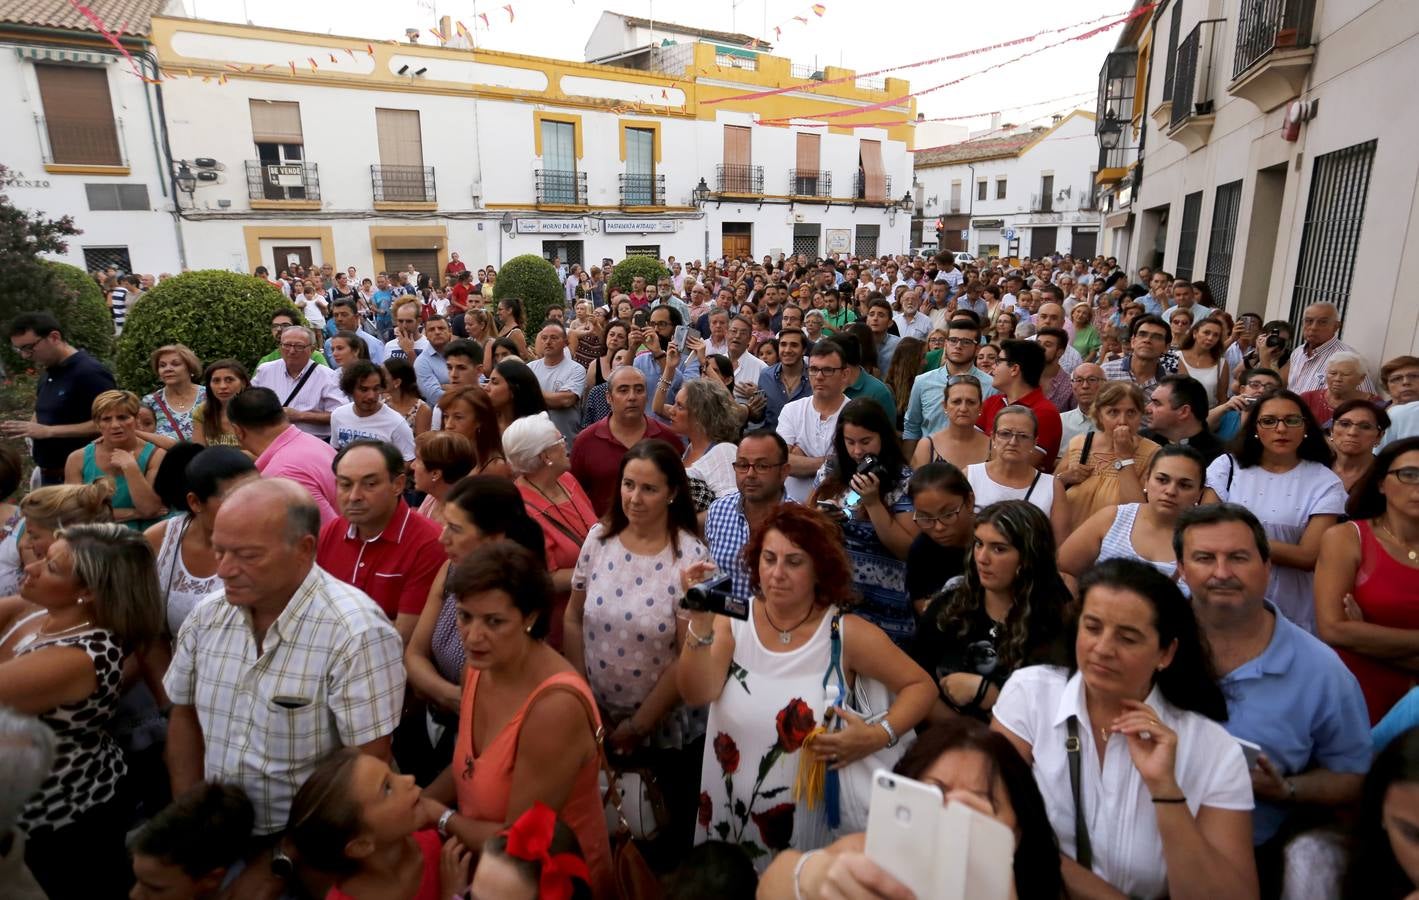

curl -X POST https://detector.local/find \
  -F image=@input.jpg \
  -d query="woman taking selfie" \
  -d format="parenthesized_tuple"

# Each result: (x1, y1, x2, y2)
(966, 405, 1069, 547)
(909, 374, 991, 471)
(1060, 445, 1207, 587)
(421, 541, 613, 897)
(1207, 391, 1345, 632)
(992, 559, 1257, 900)
(758, 719, 1064, 900)
(913, 501, 1070, 724)
(903, 462, 975, 615)
(65, 390, 166, 529)
(810, 399, 920, 648)
(678, 504, 935, 866)
(1056, 381, 1157, 526)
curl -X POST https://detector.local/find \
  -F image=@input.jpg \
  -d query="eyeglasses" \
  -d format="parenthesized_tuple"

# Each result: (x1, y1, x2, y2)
(1243, 380, 1277, 391)
(1332, 418, 1378, 433)
(808, 365, 843, 377)
(1071, 376, 1104, 386)
(1388, 467, 1419, 485)
(912, 504, 965, 527)
(280, 342, 313, 351)
(12, 339, 41, 356)
(994, 429, 1033, 444)
(944, 337, 975, 347)
(1257, 414, 1305, 429)
(731, 461, 786, 473)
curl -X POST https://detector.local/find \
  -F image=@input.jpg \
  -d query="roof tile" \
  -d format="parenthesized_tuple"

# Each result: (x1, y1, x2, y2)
(0, 0, 168, 37)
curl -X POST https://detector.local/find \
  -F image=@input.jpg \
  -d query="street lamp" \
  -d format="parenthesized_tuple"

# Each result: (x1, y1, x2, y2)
(899, 191, 914, 212)
(174, 161, 197, 198)
(691, 176, 710, 208)
(1098, 110, 1123, 152)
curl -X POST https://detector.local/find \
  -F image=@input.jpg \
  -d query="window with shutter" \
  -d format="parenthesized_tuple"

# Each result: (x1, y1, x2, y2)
(723, 125, 752, 192)
(249, 100, 307, 200)
(540, 120, 578, 203)
(34, 64, 121, 166)
(794, 133, 822, 195)
(624, 127, 655, 204)
(375, 108, 428, 201)
(858, 140, 885, 202)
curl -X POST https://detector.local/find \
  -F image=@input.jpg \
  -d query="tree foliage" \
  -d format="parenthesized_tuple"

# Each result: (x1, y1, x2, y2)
(492, 254, 562, 338)
(116, 271, 299, 395)
(609, 256, 669, 294)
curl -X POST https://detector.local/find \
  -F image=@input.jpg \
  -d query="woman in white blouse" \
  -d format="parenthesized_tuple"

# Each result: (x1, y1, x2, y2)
(666, 375, 741, 506)
(992, 558, 1257, 900)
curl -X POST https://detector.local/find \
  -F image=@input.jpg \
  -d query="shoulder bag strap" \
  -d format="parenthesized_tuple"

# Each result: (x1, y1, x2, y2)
(529, 683, 625, 813)
(151, 392, 187, 440)
(282, 364, 318, 407)
(1023, 470, 1043, 503)
(1079, 430, 1095, 466)
(529, 501, 589, 548)
(1066, 716, 1093, 870)
(1227, 454, 1236, 493)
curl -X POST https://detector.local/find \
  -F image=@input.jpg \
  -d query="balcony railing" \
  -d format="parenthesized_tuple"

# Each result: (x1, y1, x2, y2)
(246, 160, 320, 201)
(536, 168, 588, 205)
(852, 172, 892, 203)
(618, 172, 664, 206)
(35, 115, 126, 167)
(716, 164, 764, 195)
(371, 164, 436, 202)
(787, 169, 832, 198)
(1171, 20, 1223, 129)
(1234, 0, 1314, 78)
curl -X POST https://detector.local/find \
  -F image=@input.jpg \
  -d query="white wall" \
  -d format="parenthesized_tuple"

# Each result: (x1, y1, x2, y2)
(2, 43, 183, 275)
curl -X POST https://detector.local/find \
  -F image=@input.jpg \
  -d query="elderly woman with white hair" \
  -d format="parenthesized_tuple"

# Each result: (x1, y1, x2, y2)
(505, 412, 597, 646)
(1299, 350, 1380, 429)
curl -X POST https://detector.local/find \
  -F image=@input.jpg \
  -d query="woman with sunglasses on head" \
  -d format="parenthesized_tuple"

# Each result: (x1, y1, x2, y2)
(914, 501, 1070, 726)
(904, 463, 975, 617)
(1316, 437, 1419, 725)
(909, 373, 991, 471)
(1060, 445, 1208, 590)
(1206, 391, 1345, 633)
(1330, 398, 1389, 498)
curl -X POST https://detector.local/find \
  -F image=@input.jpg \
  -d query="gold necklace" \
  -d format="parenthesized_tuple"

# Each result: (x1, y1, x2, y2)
(1375, 518, 1419, 562)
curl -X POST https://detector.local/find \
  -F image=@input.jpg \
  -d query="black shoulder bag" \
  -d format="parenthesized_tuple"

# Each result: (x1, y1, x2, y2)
(1066, 716, 1093, 869)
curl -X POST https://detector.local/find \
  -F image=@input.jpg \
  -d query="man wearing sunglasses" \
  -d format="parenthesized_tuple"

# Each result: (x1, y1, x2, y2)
(3, 312, 116, 485)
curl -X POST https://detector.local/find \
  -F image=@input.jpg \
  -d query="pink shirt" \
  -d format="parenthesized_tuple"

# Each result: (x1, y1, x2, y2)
(254, 425, 340, 524)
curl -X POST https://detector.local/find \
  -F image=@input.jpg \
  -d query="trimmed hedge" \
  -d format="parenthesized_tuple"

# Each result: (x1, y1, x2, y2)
(1, 261, 114, 373)
(492, 254, 562, 338)
(116, 271, 300, 395)
(609, 256, 669, 294)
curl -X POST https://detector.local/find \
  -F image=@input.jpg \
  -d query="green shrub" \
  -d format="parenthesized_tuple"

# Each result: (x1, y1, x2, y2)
(1, 261, 114, 373)
(609, 256, 669, 294)
(116, 271, 299, 395)
(492, 254, 562, 338)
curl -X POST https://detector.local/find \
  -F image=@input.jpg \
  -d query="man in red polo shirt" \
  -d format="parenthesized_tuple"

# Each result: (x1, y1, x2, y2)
(570, 366, 682, 516)
(317, 439, 443, 643)
(978, 338, 1063, 471)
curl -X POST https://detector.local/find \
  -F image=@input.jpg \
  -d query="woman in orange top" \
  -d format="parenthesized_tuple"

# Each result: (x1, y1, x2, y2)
(420, 541, 613, 898)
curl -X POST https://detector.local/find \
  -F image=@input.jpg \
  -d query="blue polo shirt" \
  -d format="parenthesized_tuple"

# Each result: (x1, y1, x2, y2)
(902, 364, 998, 440)
(1218, 602, 1371, 845)
(633, 349, 700, 424)
(755, 362, 811, 432)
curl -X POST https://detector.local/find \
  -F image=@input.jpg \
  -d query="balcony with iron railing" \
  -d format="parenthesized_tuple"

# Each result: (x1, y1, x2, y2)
(787, 169, 832, 199)
(371, 165, 436, 204)
(716, 164, 765, 195)
(618, 172, 665, 207)
(852, 172, 892, 204)
(35, 115, 127, 169)
(1169, 19, 1223, 152)
(245, 160, 321, 203)
(1229, 0, 1316, 111)
(536, 168, 588, 206)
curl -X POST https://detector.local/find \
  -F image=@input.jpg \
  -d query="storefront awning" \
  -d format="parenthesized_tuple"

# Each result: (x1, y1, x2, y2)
(14, 46, 113, 65)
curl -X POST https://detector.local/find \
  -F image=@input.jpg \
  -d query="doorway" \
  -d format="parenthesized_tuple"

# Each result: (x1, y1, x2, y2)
(1238, 164, 1285, 316)
(1071, 227, 1098, 259)
(721, 222, 752, 262)
(381, 250, 439, 283)
(541, 240, 584, 268)
(273, 245, 313, 278)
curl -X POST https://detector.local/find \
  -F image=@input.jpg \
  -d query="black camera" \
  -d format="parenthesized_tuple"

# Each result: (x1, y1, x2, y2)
(856, 454, 889, 481)
(1264, 330, 1288, 350)
(681, 574, 749, 620)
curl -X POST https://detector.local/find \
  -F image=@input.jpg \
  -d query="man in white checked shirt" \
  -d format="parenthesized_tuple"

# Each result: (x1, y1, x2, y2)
(163, 479, 405, 860)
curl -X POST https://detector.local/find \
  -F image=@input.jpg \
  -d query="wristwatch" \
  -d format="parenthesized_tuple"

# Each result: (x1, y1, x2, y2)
(1112, 458, 1136, 471)
(878, 719, 899, 749)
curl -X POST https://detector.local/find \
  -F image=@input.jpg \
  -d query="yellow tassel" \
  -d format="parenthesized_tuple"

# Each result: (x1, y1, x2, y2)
(793, 726, 829, 809)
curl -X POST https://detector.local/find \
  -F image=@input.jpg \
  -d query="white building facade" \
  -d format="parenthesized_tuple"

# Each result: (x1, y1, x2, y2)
(1095, 0, 1419, 359)
(912, 111, 1100, 261)
(1, 0, 184, 277)
(147, 13, 915, 279)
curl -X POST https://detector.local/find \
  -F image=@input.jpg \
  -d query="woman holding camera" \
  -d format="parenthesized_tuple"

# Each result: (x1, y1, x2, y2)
(991, 559, 1257, 900)
(914, 501, 1070, 725)
(678, 504, 935, 867)
(809, 399, 920, 649)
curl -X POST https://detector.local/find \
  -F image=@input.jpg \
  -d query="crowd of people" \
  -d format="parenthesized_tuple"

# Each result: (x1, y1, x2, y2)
(0, 245, 1418, 900)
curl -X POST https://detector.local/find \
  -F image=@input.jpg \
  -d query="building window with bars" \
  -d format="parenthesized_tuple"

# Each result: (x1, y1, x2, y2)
(623, 127, 656, 205)
(1204, 180, 1243, 307)
(854, 224, 880, 258)
(792, 224, 821, 259)
(1174, 191, 1203, 282)
(1290, 139, 1377, 325)
(250, 99, 308, 200)
(82, 246, 132, 275)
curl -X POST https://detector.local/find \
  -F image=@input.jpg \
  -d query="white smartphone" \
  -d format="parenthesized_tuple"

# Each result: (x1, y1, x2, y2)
(864, 769, 943, 899)
(940, 800, 1015, 900)
(673, 324, 689, 352)
(1236, 737, 1263, 770)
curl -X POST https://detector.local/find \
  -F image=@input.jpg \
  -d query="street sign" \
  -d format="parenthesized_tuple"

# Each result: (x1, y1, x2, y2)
(960, 230, 969, 240)
(1003, 227, 1017, 241)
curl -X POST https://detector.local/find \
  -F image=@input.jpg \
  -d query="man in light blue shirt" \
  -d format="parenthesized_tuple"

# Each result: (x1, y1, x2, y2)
(1178, 504, 1369, 851)
(634, 305, 700, 424)
(864, 297, 900, 374)
(413, 315, 452, 403)
(1164, 277, 1213, 324)
(903, 317, 997, 447)
(326, 298, 386, 365)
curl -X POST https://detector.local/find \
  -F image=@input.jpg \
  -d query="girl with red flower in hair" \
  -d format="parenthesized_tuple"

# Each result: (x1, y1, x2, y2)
(678, 504, 935, 869)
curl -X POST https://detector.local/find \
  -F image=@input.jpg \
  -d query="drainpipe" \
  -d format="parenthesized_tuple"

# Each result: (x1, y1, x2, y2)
(141, 49, 189, 269)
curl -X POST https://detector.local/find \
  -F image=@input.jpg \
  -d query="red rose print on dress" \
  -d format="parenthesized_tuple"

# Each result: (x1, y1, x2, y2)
(775, 697, 815, 753)
(713, 732, 740, 775)
(751, 802, 796, 851)
(698, 791, 713, 828)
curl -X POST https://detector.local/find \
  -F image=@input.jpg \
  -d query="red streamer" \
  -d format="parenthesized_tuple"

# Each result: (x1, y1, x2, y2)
(63, 0, 144, 79)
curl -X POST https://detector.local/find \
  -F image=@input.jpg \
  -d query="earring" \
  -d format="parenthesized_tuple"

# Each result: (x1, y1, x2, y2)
(524, 625, 533, 634)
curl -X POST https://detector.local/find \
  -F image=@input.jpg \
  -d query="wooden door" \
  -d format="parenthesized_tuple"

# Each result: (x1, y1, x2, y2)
(273, 245, 313, 278)
(722, 233, 751, 262)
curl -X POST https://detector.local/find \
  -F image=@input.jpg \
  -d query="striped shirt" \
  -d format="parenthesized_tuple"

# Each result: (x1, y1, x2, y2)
(1286, 336, 1377, 394)
(164, 565, 405, 834)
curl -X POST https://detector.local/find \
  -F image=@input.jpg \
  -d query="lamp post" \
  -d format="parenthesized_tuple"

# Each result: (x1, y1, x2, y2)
(692, 177, 710, 265)
(1098, 109, 1122, 152)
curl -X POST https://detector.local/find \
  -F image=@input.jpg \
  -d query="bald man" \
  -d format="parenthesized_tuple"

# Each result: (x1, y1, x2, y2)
(1058, 362, 1105, 462)
(164, 478, 405, 843)
(1032, 302, 1083, 374)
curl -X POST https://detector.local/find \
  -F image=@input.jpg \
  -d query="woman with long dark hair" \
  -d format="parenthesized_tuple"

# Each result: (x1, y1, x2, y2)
(915, 500, 1070, 724)
(189, 360, 249, 448)
(583, 318, 628, 399)
(758, 718, 1064, 900)
(382, 356, 433, 436)
(904, 462, 976, 614)
(1206, 390, 1346, 631)
(992, 559, 1257, 900)
(1339, 726, 1419, 899)
(485, 358, 548, 433)
(495, 296, 533, 359)
(810, 398, 920, 648)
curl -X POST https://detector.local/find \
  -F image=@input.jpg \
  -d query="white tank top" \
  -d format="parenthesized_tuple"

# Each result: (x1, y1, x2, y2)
(1187, 362, 1220, 404)
(155, 516, 222, 636)
(966, 462, 1055, 516)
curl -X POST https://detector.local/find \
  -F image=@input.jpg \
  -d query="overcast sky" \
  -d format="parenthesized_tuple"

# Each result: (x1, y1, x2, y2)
(182, 0, 1123, 127)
